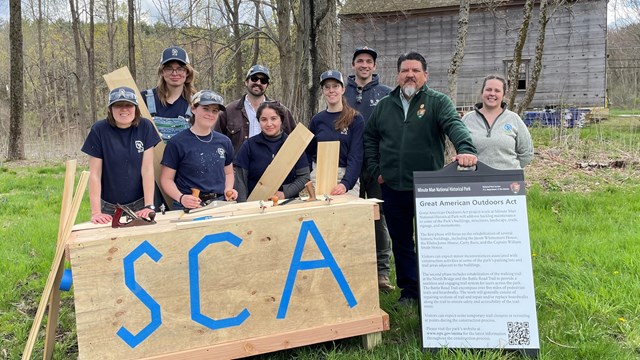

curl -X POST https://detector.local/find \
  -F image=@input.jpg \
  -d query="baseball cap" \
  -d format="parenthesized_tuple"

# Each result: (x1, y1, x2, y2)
(108, 87, 138, 107)
(160, 46, 190, 65)
(246, 65, 270, 79)
(320, 70, 344, 86)
(352, 46, 378, 62)
(191, 90, 226, 111)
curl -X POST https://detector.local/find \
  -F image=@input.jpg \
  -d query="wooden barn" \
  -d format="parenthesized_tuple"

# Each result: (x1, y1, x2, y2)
(339, 0, 607, 109)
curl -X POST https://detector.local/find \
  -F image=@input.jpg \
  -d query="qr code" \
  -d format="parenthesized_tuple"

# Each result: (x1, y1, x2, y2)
(507, 321, 530, 345)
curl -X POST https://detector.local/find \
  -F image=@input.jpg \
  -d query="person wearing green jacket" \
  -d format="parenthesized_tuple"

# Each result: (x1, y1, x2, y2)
(363, 51, 478, 305)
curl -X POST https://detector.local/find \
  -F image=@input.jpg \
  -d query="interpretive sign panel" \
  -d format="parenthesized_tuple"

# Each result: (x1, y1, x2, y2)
(414, 163, 539, 357)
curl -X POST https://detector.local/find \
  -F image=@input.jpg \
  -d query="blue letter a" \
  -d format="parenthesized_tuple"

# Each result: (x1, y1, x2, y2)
(277, 220, 357, 319)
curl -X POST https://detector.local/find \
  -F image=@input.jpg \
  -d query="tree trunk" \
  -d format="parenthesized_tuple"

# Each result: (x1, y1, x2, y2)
(447, 0, 470, 103)
(69, 0, 87, 133)
(106, 0, 116, 70)
(36, 0, 48, 138)
(290, 0, 312, 125)
(275, 0, 295, 109)
(87, 0, 97, 124)
(516, 0, 550, 114)
(128, 0, 136, 80)
(252, 1, 260, 66)
(507, 0, 535, 109)
(223, 0, 245, 100)
(9, 0, 25, 160)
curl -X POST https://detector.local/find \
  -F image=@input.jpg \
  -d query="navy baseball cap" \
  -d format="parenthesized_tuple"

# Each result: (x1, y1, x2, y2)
(352, 46, 378, 62)
(108, 87, 138, 106)
(161, 46, 190, 65)
(320, 70, 344, 86)
(191, 90, 226, 111)
(246, 65, 270, 79)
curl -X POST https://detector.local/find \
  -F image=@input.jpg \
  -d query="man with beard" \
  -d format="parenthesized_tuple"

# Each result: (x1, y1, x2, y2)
(363, 51, 478, 305)
(215, 65, 297, 153)
(344, 46, 395, 293)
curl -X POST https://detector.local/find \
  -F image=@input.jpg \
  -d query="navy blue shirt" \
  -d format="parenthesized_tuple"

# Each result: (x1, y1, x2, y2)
(234, 132, 309, 195)
(306, 110, 364, 190)
(161, 129, 234, 195)
(81, 118, 161, 204)
(143, 88, 190, 118)
(344, 74, 392, 122)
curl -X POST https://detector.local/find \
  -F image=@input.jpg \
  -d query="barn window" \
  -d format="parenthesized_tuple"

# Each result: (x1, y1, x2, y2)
(503, 60, 530, 91)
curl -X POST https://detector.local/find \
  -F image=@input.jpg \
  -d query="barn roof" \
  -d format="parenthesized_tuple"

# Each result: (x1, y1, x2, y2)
(340, 0, 509, 16)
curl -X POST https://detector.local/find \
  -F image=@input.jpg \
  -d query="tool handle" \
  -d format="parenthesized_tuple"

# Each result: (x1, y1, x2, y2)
(305, 181, 316, 201)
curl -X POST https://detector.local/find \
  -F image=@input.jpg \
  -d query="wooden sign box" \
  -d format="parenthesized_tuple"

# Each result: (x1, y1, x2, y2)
(69, 197, 389, 359)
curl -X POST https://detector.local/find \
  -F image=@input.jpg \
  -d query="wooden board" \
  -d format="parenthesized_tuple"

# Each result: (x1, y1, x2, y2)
(69, 201, 383, 359)
(22, 170, 89, 360)
(247, 124, 314, 201)
(315, 141, 339, 196)
(103, 67, 172, 207)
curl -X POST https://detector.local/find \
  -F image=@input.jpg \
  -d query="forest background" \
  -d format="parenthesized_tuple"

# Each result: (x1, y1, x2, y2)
(0, 0, 639, 161)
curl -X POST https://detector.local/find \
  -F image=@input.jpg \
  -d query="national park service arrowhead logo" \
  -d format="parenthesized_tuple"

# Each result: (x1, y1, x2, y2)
(417, 103, 426, 118)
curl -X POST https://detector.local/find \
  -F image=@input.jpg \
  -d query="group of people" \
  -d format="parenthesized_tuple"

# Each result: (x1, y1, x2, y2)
(82, 45, 534, 305)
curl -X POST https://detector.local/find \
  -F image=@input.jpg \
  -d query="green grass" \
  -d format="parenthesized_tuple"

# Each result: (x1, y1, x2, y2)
(2, 120, 640, 359)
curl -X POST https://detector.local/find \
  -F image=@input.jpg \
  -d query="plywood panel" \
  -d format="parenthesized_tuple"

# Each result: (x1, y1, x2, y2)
(70, 202, 381, 359)
(315, 141, 340, 196)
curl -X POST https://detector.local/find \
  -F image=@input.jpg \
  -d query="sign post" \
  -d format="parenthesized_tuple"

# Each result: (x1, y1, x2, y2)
(414, 162, 539, 357)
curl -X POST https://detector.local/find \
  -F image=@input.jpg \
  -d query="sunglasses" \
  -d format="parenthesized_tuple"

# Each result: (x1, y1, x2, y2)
(250, 75, 269, 85)
(109, 90, 137, 102)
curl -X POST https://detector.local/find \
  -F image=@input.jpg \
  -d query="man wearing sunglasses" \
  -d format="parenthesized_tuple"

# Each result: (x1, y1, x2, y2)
(215, 64, 297, 153)
(344, 46, 395, 293)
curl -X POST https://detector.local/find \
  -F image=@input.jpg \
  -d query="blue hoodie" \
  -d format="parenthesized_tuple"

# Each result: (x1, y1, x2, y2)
(344, 74, 392, 122)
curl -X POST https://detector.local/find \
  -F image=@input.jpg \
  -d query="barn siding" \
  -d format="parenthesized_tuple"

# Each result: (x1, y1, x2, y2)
(340, 0, 606, 108)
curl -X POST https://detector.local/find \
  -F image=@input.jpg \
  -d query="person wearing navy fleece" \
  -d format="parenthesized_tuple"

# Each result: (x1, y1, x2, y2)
(234, 101, 310, 202)
(306, 70, 364, 196)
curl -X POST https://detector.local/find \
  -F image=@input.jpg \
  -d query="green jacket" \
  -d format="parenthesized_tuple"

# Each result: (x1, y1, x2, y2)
(364, 84, 477, 191)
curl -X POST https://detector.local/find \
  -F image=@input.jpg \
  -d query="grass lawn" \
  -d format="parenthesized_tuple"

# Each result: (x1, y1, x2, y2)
(1, 117, 639, 359)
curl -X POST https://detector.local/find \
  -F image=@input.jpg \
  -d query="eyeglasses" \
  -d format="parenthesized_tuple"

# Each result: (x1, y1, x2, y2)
(355, 87, 363, 103)
(322, 83, 342, 91)
(250, 75, 269, 85)
(163, 66, 187, 75)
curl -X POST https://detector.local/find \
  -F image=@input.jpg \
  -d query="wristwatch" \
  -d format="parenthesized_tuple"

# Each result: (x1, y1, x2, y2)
(145, 204, 157, 211)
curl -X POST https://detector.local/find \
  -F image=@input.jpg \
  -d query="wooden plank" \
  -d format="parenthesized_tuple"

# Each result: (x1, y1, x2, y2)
(22, 171, 89, 360)
(43, 160, 76, 360)
(103, 67, 172, 208)
(143, 313, 389, 359)
(247, 124, 314, 201)
(315, 141, 339, 197)
(69, 202, 381, 359)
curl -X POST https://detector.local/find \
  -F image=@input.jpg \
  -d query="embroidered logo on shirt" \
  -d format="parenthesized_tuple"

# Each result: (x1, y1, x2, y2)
(503, 123, 514, 132)
(217, 148, 225, 159)
(341, 128, 348, 135)
(417, 104, 426, 118)
(135, 140, 144, 153)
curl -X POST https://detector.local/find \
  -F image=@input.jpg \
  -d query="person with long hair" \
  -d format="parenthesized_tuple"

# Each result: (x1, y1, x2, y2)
(306, 70, 364, 196)
(81, 87, 161, 224)
(160, 90, 237, 210)
(143, 46, 197, 141)
(234, 101, 310, 202)
(462, 75, 533, 169)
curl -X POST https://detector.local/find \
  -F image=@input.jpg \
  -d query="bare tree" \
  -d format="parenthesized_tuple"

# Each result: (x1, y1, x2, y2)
(69, 0, 87, 132)
(222, 0, 245, 100)
(516, 0, 551, 114)
(128, 0, 137, 79)
(9, 0, 25, 160)
(447, 0, 470, 103)
(506, 0, 534, 109)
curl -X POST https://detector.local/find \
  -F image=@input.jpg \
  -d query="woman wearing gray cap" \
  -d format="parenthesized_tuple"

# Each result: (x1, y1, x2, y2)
(143, 46, 197, 141)
(81, 87, 162, 224)
(160, 90, 238, 210)
(306, 70, 364, 196)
